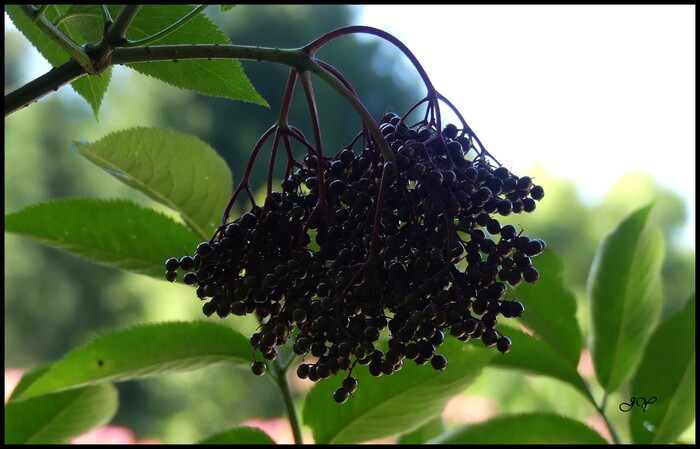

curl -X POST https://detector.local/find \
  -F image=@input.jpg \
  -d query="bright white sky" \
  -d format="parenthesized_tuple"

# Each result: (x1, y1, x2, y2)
(358, 5, 695, 248)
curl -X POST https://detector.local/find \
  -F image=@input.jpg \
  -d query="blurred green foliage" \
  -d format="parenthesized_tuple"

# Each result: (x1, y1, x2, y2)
(4, 4, 694, 443)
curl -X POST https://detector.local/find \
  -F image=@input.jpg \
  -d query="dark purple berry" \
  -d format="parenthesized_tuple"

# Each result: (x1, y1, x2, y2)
(183, 272, 198, 285)
(165, 257, 180, 272)
(530, 185, 545, 200)
(431, 354, 447, 371)
(443, 124, 458, 139)
(342, 376, 358, 394)
(251, 361, 266, 376)
(496, 336, 512, 353)
(333, 387, 349, 404)
(297, 363, 310, 379)
(482, 328, 498, 347)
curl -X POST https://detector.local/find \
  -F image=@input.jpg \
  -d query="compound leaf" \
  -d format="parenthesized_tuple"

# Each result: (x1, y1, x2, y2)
(303, 339, 493, 444)
(430, 413, 608, 444)
(630, 293, 695, 444)
(5, 198, 202, 280)
(488, 327, 587, 394)
(123, 5, 266, 106)
(508, 250, 582, 366)
(588, 203, 664, 393)
(5, 5, 112, 116)
(17, 321, 250, 400)
(74, 127, 233, 240)
(397, 416, 445, 444)
(5, 383, 118, 444)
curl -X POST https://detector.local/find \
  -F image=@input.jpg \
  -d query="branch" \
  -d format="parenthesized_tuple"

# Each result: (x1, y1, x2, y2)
(19, 5, 95, 74)
(5, 60, 84, 116)
(103, 5, 142, 46)
(5, 44, 303, 118)
(4, 41, 393, 165)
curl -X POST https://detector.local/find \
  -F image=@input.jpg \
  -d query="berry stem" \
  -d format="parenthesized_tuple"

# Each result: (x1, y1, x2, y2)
(303, 25, 435, 95)
(265, 70, 298, 199)
(306, 61, 395, 165)
(299, 70, 330, 213)
(436, 92, 499, 165)
(220, 124, 277, 226)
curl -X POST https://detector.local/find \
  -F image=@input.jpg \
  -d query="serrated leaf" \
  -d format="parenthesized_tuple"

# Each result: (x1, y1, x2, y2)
(6, 365, 52, 403)
(70, 67, 112, 117)
(303, 339, 493, 444)
(197, 426, 276, 445)
(488, 327, 587, 394)
(5, 198, 202, 279)
(17, 321, 251, 400)
(6, 5, 70, 65)
(630, 294, 695, 444)
(61, 5, 104, 41)
(588, 203, 664, 393)
(74, 127, 233, 239)
(123, 5, 266, 106)
(221, 5, 236, 13)
(507, 250, 582, 366)
(397, 416, 445, 444)
(5, 383, 118, 444)
(5, 5, 112, 116)
(430, 413, 609, 444)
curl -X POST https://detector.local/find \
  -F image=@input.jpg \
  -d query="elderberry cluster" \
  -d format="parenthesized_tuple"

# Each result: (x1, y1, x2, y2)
(165, 112, 545, 403)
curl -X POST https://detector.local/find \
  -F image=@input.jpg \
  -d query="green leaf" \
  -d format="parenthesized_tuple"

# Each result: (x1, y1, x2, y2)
(5, 198, 202, 279)
(61, 5, 104, 41)
(5, 5, 112, 116)
(123, 5, 266, 106)
(488, 327, 587, 394)
(17, 321, 251, 400)
(197, 426, 276, 445)
(5, 383, 118, 444)
(6, 365, 52, 403)
(303, 338, 493, 444)
(70, 67, 113, 117)
(74, 127, 233, 239)
(588, 203, 664, 393)
(6, 5, 69, 64)
(629, 293, 695, 444)
(430, 413, 609, 444)
(397, 416, 445, 444)
(221, 5, 236, 13)
(508, 250, 582, 366)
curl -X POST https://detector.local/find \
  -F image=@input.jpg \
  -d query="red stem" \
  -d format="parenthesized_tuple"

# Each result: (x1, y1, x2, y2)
(304, 26, 435, 96)
(220, 124, 277, 226)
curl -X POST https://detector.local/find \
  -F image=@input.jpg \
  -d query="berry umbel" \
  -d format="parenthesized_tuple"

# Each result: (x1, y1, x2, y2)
(165, 27, 545, 403)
